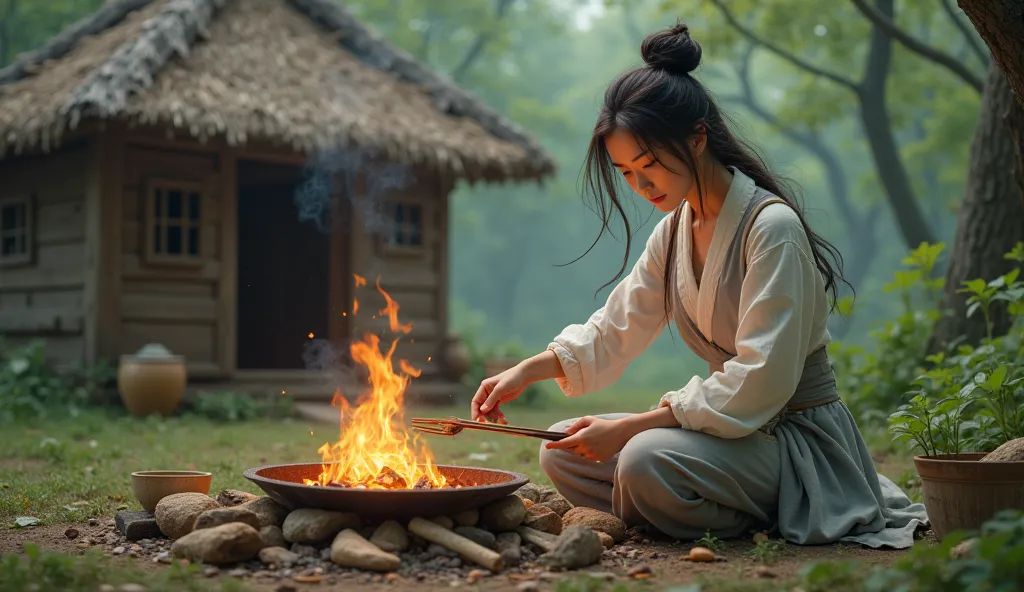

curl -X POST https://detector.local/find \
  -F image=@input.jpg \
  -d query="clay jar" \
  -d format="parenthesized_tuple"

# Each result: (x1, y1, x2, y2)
(117, 343, 187, 417)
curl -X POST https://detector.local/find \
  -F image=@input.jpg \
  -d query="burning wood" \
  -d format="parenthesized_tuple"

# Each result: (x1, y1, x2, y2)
(304, 277, 448, 491)
(375, 467, 408, 489)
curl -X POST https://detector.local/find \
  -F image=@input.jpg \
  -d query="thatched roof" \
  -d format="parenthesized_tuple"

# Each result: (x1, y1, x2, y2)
(0, 0, 556, 183)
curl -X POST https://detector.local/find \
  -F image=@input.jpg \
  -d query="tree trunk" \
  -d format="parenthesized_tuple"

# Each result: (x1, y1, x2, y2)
(929, 62, 1024, 351)
(859, 0, 936, 248)
(958, 0, 1024, 206)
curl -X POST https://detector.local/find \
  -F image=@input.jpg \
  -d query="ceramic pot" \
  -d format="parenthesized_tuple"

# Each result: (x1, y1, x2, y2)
(131, 470, 212, 513)
(117, 343, 187, 418)
(441, 333, 471, 382)
(914, 453, 1024, 539)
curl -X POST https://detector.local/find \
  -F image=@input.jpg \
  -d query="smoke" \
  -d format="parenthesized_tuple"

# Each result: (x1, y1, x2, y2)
(293, 145, 416, 237)
(292, 145, 417, 394)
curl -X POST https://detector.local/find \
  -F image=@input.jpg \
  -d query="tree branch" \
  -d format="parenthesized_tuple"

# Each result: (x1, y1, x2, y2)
(851, 0, 983, 92)
(705, 0, 861, 94)
(450, 0, 515, 82)
(940, 0, 989, 66)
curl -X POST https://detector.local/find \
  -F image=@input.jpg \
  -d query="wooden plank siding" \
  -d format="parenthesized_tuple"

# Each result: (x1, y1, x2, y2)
(116, 137, 225, 377)
(0, 141, 91, 368)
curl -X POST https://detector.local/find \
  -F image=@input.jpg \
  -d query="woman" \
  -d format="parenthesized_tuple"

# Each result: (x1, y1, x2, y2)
(470, 23, 928, 548)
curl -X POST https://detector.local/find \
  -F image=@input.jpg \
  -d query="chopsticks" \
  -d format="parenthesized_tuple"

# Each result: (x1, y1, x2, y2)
(410, 417, 569, 442)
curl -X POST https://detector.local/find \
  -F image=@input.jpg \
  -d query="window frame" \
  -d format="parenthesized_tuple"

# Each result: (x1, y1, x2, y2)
(0, 193, 35, 268)
(143, 178, 207, 267)
(377, 198, 430, 257)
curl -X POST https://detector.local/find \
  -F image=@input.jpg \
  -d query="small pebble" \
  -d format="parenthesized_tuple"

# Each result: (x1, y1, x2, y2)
(517, 583, 539, 592)
(203, 567, 220, 577)
(119, 585, 147, 592)
(88, 518, 99, 526)
(112, 546, 126, 555)
(627, 565, 652, 579)
(228, 568, 248, 578)
(64, 528, 79, 540)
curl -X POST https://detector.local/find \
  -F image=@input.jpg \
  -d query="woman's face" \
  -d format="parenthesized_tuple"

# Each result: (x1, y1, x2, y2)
(605, 127, 701, 214)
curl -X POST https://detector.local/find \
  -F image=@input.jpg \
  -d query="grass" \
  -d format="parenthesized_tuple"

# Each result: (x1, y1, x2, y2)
(0, 387, 917, 591)
(0, 387, 658, 527)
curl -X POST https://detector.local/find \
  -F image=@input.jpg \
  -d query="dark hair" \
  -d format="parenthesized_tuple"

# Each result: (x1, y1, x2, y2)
(577, 22, 849, 319)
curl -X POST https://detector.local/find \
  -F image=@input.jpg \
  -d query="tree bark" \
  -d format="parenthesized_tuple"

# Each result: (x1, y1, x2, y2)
(929, 62, 1024, 351)
(958, 0, 1024, 206)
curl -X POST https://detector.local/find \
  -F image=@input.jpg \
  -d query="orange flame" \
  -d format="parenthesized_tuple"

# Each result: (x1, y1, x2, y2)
(305, 276, 445, 490)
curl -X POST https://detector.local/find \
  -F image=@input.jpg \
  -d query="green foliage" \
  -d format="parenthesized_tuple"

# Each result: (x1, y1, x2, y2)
(832, 243, 946, 426)
(0, 543, 229, 592)
(0, 339, 115, 423)
(696, 529, 727, 553)
(862, 510, 1024, 591)
(888, 242, 1024, 456)
(181, 391, 295, 423)
(748, 538, 786, 564)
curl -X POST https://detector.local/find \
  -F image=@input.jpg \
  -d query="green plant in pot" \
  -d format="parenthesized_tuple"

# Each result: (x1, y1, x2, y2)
(889, 243, 1024, 540)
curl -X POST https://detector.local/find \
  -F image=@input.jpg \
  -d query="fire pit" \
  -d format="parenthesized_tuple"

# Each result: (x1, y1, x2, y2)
(244, 462, 529, 522)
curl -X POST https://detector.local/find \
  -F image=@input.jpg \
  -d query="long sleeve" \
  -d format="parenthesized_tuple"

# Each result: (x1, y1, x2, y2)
(547, 218, 673, 397)
(658, 239, 824, 438)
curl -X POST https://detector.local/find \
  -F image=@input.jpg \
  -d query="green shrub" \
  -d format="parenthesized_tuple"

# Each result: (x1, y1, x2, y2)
(831, 243, 946, 427)
(0, 339, 115, 423)
(181, 391, 295, 423)
(889, 242, 1024, 456)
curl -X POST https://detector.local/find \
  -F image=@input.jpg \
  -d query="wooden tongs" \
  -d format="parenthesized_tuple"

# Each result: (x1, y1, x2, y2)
(410, 417, 569, 441)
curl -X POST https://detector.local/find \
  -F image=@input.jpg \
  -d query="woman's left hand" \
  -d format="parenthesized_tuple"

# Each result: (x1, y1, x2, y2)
(544, 416, 635, 461)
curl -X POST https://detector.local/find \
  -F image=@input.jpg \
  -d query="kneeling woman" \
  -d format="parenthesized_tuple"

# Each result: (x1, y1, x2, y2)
(470, 24, 928, 548)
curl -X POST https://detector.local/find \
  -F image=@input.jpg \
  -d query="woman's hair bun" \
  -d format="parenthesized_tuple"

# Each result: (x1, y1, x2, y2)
(641, 22, 702, 75)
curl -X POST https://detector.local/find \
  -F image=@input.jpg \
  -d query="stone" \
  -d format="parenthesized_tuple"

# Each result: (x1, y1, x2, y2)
(170, 522, 263, 565)
(369, 520, 409, 553)
(950, 538, 977, 559)
(596, 531, 614, 549)
(981, 438, 1024, 462)
(154, 493, 220, 539)
(238, 497, 290, 529)
(517, 583, 539, 592)
(535, 495, 573, 517)
(523, 505, 562, 535)
(330, 529, 401, 572)
(260, 525, 287, 548)
(561, 507, 627, 543)
(450, 509, 479, 527)
(453, 526, 496, 549)
(514, 483, 545, 503)
(495, 532, 522, 565)
(539, 525, 603, 570)
(259, 546, 300, 566)
(479, 496, 527, 532)
(115, 510, 162, 541)
(282, 509, 360, 544)
(193, 507, 262, 532)
(216, 489, 261, 507)
(430, 516, 454, 529)
(119, 585, 147, 592)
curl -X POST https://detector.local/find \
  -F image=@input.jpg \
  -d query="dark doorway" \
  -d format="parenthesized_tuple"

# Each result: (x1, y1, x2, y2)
(236, 160, 330, 369)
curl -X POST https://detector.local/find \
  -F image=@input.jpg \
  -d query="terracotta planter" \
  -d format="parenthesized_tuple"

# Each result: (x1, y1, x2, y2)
(914, 453, 1024, 540)
(117, 344, 187, 418)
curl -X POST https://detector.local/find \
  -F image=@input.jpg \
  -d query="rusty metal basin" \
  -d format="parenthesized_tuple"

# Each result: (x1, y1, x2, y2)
(243, 463, 529, 522)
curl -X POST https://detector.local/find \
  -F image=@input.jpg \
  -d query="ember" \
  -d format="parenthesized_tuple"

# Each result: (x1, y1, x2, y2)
(303, 277, 448, 490)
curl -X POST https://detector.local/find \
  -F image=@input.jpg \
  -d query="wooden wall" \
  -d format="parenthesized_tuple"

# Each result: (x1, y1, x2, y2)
(115, 137, 233, 378)
(345, 171, 451, 379)
(0, 142, 91, 367)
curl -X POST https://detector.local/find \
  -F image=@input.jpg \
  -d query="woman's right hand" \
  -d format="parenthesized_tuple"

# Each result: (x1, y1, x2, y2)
(470, 365, 528, 422)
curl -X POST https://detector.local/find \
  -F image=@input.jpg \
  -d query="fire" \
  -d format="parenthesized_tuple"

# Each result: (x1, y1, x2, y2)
(304, 277, 446, 490)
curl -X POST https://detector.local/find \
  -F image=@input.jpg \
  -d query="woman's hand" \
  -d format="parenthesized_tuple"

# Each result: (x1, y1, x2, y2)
(470, 366, 527, 422)
(544, 416, 636, 462)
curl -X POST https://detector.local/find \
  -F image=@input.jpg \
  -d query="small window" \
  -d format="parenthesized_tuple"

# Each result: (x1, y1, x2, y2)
(387, 202, 423, 248)
(145, 180, 204, 265)
(0, 195, 33, 267)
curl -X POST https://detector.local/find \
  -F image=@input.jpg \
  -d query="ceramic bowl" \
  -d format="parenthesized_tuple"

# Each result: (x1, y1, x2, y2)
(131, 470, 213, 513)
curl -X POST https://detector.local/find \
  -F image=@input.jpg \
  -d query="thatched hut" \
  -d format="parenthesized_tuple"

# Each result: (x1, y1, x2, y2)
(0, 0, 555, 401)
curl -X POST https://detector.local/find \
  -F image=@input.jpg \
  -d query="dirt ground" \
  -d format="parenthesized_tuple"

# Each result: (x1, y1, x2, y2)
(1, 520, 928, 591)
